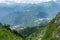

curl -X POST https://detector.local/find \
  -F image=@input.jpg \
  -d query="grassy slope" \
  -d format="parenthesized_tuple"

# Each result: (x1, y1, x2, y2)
(0, 13, 60, 40)
(42, 13, 60, 40)
(26, 26, 47, 40)
(42, 19, 56, 40)
(0, 27, 22, 40)
(27, 13, 60, 40)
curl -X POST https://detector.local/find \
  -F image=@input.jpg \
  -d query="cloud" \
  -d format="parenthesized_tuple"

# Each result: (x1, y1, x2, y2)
(0, 0, 6, 3)
(0, 0, 57, 4)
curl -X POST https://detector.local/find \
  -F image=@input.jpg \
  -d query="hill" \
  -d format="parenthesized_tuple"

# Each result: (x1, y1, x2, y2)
(26, 12, 60, 40)
(0, 12, 60, 40)
(42, 12, 60, 40)
(0, 26, 22, 40)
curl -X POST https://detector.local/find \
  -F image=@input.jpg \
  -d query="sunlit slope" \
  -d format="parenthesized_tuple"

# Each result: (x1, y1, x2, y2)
(0, 27, 22, 40)
(42, 12, 60, 40)
(27, 12, 60, 40)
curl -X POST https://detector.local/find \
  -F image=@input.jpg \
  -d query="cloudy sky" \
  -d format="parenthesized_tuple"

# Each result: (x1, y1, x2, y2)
(0, 0, 57, 4)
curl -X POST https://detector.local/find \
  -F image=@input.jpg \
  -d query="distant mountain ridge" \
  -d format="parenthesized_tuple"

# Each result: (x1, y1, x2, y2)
(0, 1, 60, 26)
(0, 1, 60, 19)
(1, 11, 49, 26)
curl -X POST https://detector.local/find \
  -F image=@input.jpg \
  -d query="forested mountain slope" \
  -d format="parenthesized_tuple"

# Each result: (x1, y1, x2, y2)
(27, 12, 60, 40)
(0, 26, 22, 40)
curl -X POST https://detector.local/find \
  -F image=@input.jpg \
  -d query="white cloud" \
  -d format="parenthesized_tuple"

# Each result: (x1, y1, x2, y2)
(0, 0, 6, 3)
(53, 0, 57, 1)
(0, 0, 57, 4)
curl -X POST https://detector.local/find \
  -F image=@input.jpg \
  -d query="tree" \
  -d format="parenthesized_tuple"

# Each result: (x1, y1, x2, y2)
(0, 23, 2, 27)
(3, 24, 10, 30)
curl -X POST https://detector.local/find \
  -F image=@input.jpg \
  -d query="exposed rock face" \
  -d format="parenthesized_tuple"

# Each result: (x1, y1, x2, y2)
(54, 18, 60, 24)
(53, 13, 60, 38)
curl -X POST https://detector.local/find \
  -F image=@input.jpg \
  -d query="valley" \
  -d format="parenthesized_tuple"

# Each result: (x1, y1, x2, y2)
(0, 0, 60, 40)
(0, 12, 60, 40)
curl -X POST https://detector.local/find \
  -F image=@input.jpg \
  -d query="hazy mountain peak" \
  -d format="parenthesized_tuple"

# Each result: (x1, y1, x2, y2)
(0, 0, 57, 5)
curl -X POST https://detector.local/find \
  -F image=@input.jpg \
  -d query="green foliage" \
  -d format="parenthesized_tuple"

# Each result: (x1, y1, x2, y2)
(15, 26, 39, 40)
(26, 12, 60, 40)
(42, 12, 60, 40)
(26, 26, 45, 40)
(0, 12, 60, 40)
(0, 27, 22, 40)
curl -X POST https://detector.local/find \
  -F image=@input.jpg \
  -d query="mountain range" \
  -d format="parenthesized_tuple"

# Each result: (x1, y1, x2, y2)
(0, 1, 60, 26)
(26, 12, 60, 40)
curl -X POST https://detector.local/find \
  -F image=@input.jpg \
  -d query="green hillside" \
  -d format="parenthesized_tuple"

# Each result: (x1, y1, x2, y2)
(0, 26, 22, 40)
(42, 12, 60, 40)
(0, 12, 60, 40)
(27, 12, 60, 40)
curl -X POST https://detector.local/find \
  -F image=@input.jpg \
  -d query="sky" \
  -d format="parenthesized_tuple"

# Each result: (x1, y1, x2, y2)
(0, 0, 57, 4)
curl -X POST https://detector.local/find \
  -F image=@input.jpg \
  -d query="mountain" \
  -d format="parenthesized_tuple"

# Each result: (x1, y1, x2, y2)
(0, 26, 22, 40)
(42, 12, 60, 40)
(0, 12, 60, 40)
(1, 11, 49, 26)
(26, 12, 60, 40)
(0, 1, 60, 18)
(0, 1, 60, 26)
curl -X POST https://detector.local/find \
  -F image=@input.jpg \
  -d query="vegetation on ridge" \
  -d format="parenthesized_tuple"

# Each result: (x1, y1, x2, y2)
(0, 12, 60, 40)
(0, 24, 22, 40)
